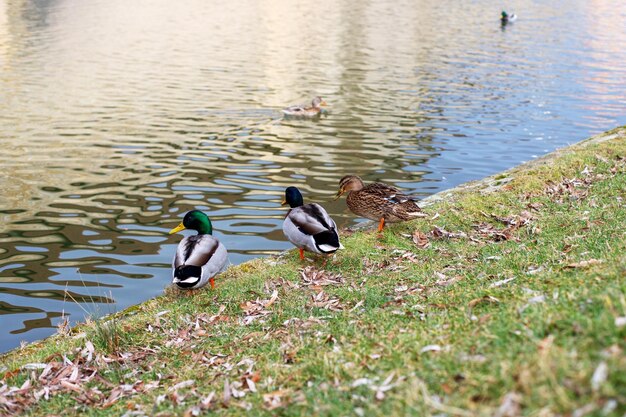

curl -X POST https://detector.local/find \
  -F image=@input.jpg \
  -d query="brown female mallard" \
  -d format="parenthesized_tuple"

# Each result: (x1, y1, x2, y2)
(282, 96, 327, 117)
(335, 175, 424, 232)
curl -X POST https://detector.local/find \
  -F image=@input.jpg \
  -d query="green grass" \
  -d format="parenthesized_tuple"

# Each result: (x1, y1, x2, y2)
(1, 128, 625, 416)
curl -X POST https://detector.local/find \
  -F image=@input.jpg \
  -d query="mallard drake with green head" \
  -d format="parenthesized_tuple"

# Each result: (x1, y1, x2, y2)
(282, 186, 343, 260)
(501, 11, 517, 24)
(335, 175, 424, 232)
(282, 96, 327, 117)
(169, 210, 228, 290)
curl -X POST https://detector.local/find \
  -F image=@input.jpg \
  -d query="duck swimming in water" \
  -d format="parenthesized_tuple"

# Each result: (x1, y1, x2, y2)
(169, 210, 228, 290)
(335, 175, 424, 232)
(282, 186, 343, 260)
(282, 96, 327, 117)
(501, 11, 517, 24)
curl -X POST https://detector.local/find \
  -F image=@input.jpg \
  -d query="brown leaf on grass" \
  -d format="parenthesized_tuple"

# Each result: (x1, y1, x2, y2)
(412, 230, 430, 249)
(545, 178, 590, 202)
(595, 154, 609, 163)
(222, 379, 232, 406)
(468, 296, 500, 312)
(420, 345, 442, 354)
(309, 291, 343, 311)
(486, 211, 534, 227)
(240, 290, 279, 325)
(363, 258, 391, 274)
(474, 222, 515, 241)
(263, 389, 293, 410)
(387, 250, 421, 268)
(494, 392, 522, 417)
(537, 335, 554, 353)
(373, 373, 401, 401)
(2, 368, 21, 380)
(440, 383, 454, 395)
(435, 273, 460, 287)
(561, 244, 577, 253)
(195, 305, 228, 326)
(60, 380, 82, 393)
(564, 259, 603, 269)
(269, 277, 300, 291)
(591, 362, 608, 391)
(57, 316, 70, 337)
(489, 276, 516, 288)
(169, 380, 195, 392)
(300, 267, 343, 287)
(431, 226, 467, 239)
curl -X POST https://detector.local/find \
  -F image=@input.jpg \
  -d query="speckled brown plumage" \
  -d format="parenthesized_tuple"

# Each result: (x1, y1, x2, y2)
(337, 175, 423, 231)
(282, 96, 327, 117)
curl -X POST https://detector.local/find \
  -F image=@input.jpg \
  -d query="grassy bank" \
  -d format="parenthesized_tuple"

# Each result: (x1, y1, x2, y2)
(1, 128, 625, 416)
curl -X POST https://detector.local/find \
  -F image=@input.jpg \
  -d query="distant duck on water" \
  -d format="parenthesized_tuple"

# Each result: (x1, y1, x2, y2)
(282, 186, 343, 261)
(169, 210, 228, 291)
(501, 11, 517, 24)
(282, 96, 327, 117)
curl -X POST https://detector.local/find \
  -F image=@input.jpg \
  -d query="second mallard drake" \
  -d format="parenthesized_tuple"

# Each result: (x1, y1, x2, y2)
(282, 96, 327, 117)
(282, 186, 343, 260)
(169, 210, 228, 290)
(335, 175, 424, 232)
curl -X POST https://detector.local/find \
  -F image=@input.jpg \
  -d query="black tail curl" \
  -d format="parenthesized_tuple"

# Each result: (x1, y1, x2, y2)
(313, 230, 341, 253)
(174, 265, 202, 288)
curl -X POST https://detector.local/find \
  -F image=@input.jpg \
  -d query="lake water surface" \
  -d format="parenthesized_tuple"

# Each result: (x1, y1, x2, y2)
(1, 0, 625, 353)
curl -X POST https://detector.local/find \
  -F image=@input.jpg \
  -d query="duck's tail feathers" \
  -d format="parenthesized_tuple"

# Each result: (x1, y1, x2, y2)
(173, 265, 202, 288)
(313, 230, 341, 253)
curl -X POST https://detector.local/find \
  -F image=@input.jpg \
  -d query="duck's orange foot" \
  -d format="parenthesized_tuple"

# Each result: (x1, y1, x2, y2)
(377, 217, 386, 234)
(299, 248, 305, 261)
(209, 277, 215, 290)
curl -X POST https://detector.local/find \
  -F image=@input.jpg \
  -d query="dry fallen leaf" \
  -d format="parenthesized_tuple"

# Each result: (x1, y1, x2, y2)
(431, 226, 467, 239)
(412, 230, 430, 249)
(565, 259, 603, 269)
(494, 392, 522, 417)
(489, 277, 516, 288)
(300, 267, 343, 287)
(263, 389, 292, 410)
(590, 362, 608, 391)
(420, 345, 442, 354)
(239, 290, 279, 325)
(309, 291, 343, 311)
(222, 379, 231, 406)
(468, 295, 500, 310)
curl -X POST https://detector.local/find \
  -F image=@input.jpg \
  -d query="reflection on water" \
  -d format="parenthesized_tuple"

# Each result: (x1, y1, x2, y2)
(1, 0, 625, 353)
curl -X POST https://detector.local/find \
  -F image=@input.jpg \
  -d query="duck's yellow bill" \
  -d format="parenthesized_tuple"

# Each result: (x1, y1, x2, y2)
(333, 189, 344, 201)
(281, 199, 287, 206)
(169, 222, 186, 234)
(320, 101, 328, 107)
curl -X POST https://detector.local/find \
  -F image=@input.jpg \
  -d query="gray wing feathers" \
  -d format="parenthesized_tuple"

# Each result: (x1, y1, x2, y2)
(201, 242, 228, 282)
(283, 204, 339, 254)
(172, 235, 228, 282)
(283, 215, 319, 253)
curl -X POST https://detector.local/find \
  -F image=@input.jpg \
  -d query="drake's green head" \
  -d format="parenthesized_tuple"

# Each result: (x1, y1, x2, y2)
(501, 11, 508, 18)
(281, 186, 304, 208)
(169, 210, 213, 235)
